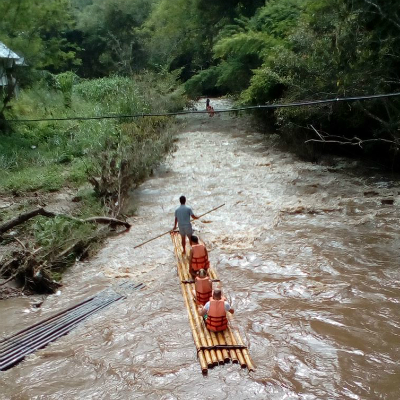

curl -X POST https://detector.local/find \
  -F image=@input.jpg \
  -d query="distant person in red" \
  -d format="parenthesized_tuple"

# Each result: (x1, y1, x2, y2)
(206, 98, 215, 117)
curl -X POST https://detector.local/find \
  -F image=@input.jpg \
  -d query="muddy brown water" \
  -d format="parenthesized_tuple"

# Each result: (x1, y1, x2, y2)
(1, 99, 400, 399)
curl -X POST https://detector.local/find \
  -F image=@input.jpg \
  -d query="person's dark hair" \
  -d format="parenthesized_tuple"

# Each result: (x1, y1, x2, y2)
(191, 235, 199, 243)
(213, 289, 222, 299)
(179, 195, 186, 204)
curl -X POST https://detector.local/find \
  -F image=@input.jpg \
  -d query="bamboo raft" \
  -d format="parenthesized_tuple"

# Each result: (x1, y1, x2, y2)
(171, 232, 254, 374)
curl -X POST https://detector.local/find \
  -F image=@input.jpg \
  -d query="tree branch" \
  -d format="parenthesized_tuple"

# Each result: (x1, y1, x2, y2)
(0, 207, 131, 236)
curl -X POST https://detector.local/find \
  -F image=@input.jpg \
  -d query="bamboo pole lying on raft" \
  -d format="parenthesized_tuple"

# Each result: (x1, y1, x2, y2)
(174, 232, 243, 366)
(135, 203, 225, 249)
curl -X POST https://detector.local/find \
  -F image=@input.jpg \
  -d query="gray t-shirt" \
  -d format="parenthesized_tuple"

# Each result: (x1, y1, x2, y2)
(175, 204, 194, 226)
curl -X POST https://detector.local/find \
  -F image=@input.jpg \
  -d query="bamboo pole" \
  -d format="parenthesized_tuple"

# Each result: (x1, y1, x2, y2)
(179, 268, 213, 368)
(192, 297, 219, 366)
(184, 284, 213, 366)
(208, 330, 224, 364)
(135, 203, 225, 249)
(184, 236, 225, 365)
(217, 332, 230, 363)
(222, 329, 238, 364)
(187, 285, 219, 367)
(180, 282, 208, 373)
(227, 313, 255, 371)
(228, 327, 246, 368)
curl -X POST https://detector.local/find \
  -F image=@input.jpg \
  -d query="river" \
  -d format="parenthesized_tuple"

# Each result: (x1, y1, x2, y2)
(1, 99, 400, 399)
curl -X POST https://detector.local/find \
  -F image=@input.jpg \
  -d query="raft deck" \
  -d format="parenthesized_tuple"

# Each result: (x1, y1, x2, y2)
(171, 232, 254, 374)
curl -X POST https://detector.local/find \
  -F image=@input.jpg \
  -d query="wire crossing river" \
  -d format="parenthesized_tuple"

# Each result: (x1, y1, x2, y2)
(1, 99, 400, 399)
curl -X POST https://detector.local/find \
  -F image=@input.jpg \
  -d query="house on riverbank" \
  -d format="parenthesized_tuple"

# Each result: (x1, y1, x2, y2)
(0, 41, 25, 98)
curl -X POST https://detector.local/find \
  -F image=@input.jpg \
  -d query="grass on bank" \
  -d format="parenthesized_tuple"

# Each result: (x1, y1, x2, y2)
(0, 72, 185, 289)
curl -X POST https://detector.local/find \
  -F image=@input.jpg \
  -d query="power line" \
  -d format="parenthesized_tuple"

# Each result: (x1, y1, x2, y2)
(7, 91, 400, 123)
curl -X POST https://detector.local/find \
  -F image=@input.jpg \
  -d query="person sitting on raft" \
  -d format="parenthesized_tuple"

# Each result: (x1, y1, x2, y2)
(192, 269, 213, 306)
(198, 289, 234, 332)
(189, 235, 210, 278)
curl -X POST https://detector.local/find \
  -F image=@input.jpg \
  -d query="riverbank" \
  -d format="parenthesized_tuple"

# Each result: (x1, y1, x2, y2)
(0, 73, 184, 296)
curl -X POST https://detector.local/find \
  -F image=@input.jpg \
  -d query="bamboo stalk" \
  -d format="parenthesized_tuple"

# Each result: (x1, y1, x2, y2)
(208, 330, 224, 364)
(179, 263, 213, 367)
(184, 283, 217, 367)
(228, 318, 255, 371)
(217, 332, 230, 363)
(183, 236, 226, 365)
(228, 327, 246, 368)
(179, 266, 212, 368)
(223, 329, 238, 363)
(193, 301, 219, 366)
(180, 249, 221, 365)
(180, 283, 208, 373)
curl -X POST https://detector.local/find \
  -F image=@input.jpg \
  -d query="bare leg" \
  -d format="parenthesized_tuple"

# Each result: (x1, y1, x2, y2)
(181, 234, 186, 254)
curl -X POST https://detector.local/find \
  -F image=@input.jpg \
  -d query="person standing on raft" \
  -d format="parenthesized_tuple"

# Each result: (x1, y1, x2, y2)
(198, 289, 234, 332)
(189, 235, 210, 278)
(172, 195, 199, 254)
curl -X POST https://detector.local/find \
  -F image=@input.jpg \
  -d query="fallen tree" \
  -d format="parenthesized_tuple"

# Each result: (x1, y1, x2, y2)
(0, 207, 131, 236)
(0, 207, 130, 294)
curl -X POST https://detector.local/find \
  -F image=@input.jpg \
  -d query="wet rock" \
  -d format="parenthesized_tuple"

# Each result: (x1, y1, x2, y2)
(381, 198, 394, 205)
(364, 191, 379, 197)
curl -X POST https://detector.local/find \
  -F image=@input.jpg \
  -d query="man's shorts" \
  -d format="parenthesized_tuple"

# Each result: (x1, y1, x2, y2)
(179, 224, 193, 237)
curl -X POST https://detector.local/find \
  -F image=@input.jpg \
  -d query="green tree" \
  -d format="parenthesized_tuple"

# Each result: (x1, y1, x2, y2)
(75, 0, 157, 76)
(0, 0, 80, 72)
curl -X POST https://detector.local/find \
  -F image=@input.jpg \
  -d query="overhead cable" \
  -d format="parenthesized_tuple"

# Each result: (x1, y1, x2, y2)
(7, 91, 400, 123)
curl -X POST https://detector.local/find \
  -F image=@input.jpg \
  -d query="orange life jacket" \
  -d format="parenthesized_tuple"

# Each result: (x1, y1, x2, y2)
(191, 244, 209, 271)
(195, 276, 213, 306)
(206, 298, 228, 332)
